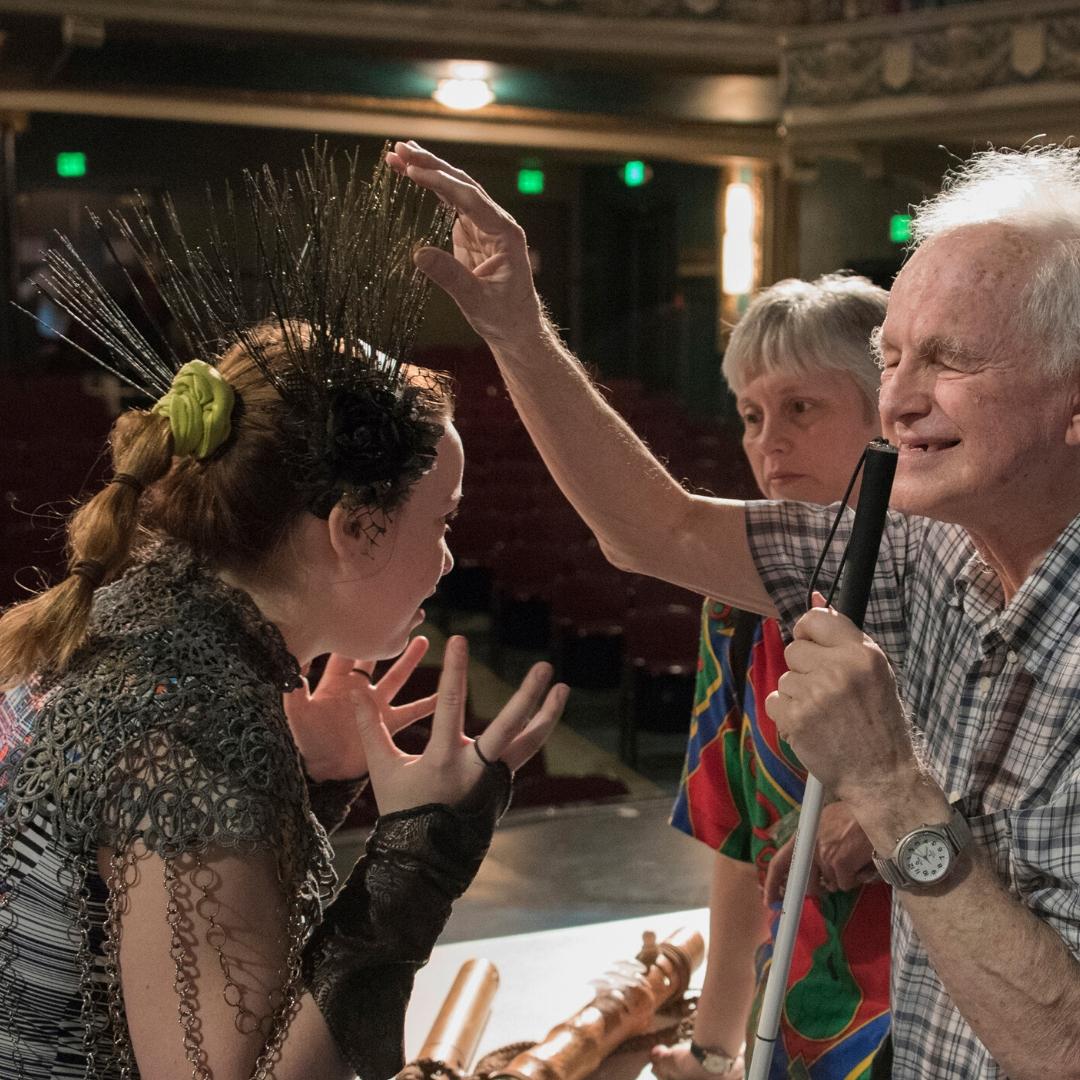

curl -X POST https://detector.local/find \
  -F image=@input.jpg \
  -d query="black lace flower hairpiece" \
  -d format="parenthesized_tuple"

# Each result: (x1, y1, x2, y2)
(304, 378, 444, 519)
(26, 140, 455, 524)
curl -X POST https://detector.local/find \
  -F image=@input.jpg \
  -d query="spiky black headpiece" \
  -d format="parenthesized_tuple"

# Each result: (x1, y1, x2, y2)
(29, 140, 456, 521)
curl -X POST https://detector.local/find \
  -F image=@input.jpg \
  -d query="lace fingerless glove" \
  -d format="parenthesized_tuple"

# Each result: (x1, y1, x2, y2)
(305, 772, 369, 836)
(303, 760, 512, 1080)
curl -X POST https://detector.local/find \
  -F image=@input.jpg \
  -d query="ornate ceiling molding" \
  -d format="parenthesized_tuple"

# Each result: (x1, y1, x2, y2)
(4, 0, 1080, 153)
(784, 1, 1080, 113)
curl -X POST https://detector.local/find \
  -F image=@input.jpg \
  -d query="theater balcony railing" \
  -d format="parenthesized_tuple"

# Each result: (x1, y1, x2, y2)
(780, 0, 1080, 147)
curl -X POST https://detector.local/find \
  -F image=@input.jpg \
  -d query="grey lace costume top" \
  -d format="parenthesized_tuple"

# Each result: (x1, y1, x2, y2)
(0, 541, 509, 1080)
(0, 541, 338, 1078)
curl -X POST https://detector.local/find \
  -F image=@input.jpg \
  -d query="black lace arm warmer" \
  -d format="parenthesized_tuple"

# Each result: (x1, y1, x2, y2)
(303, 761, 512, 1080)
(306, 773, 369, 836)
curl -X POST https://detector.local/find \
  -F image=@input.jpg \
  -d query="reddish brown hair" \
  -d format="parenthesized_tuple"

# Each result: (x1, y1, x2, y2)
(0, 327, 451, 688)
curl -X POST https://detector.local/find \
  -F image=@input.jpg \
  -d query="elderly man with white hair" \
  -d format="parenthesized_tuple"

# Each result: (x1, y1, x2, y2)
(390, 141, 1080, 1079)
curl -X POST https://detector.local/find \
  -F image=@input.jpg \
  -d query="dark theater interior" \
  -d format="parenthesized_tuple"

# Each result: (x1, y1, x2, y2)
(2, 4, 1078, 1078)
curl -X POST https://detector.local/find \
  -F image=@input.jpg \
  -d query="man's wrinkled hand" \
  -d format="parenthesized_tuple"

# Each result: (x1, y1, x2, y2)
(764, 801, 878, 903)
(764, 604, 919, 807)
(816, 801, 877, 891)
(386, 140, 546, 348)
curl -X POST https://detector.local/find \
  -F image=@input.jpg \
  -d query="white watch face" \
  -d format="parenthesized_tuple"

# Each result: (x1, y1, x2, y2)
(701, 1052, 734, 1073)
(900, 832, 951, 884)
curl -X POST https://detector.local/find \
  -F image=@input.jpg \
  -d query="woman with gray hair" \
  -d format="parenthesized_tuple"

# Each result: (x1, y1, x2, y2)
(653, 273, 892, 1080)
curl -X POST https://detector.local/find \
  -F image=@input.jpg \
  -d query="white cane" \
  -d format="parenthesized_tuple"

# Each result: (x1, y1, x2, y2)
(747, 440, 897, 1080)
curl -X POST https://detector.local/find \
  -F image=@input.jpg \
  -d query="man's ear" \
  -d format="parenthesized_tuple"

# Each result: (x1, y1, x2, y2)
(326, 504, 397, 578)
(1066, 383, 1080, 448)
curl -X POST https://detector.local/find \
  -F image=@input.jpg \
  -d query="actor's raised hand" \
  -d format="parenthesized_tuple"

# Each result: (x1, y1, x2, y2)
(765, 605, 919, 807)
(387, 140, 545, 347)
(355, 635, 567, 815)
(284, 636, 437, 782)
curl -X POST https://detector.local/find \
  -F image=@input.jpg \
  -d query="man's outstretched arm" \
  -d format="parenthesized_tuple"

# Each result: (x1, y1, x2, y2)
(388, 141, 776, 617)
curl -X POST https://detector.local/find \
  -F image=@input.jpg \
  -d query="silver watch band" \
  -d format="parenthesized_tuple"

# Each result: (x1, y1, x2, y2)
(873, 807, 972, 889)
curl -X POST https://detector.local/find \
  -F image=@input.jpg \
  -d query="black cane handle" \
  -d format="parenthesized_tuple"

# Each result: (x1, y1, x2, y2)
(834, 439, 898, 631)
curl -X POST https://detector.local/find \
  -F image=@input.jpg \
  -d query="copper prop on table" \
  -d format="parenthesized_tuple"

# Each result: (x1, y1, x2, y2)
(417, 958, 501, 1074)
(491, 927, 705, 1080)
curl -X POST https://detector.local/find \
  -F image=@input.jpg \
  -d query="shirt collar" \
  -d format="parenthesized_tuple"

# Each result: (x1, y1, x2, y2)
(957, 509, 1080, 677)
(953, 548, 996, 608)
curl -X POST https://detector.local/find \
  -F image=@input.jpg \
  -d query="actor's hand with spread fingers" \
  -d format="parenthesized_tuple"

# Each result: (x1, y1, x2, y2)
(285, 637, 438, 783)
(356, 634, 565, 815)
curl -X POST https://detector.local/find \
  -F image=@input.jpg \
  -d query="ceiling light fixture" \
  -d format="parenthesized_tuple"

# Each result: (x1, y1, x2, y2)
(433, 61, 495, 111)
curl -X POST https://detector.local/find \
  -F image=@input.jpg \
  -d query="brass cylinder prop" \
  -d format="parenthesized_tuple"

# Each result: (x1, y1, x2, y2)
(493, 927, 704, 1080)
(642, 926, 705, 1010)
(418, 958, 500, 1073)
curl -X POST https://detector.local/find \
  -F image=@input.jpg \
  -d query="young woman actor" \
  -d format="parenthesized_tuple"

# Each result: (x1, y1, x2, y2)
(0, 145, 566, 1080)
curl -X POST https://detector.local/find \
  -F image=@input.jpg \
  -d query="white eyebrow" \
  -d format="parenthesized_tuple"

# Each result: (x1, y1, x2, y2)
(869, 326, 885, 370)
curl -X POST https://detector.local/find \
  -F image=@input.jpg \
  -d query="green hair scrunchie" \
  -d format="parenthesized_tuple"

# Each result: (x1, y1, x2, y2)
(153, 360, 235, 459)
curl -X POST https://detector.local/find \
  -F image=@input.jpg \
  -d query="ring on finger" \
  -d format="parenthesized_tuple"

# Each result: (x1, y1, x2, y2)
(473, 739, 493, 767)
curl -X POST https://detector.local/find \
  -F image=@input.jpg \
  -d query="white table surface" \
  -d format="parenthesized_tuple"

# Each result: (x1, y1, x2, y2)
(405, 908, 709, 1079)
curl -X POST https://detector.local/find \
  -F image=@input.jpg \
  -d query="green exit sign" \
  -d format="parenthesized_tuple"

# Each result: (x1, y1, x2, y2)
(621, 160, 649, 187)
(890, 213, 912, 244)
(56, 152, 87, 178)
(517, 168, 545, 195)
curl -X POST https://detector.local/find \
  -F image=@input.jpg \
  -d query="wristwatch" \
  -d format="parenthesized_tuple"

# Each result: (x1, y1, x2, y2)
(872, 807, 973, 889)
(690, 1041, 738, 1075)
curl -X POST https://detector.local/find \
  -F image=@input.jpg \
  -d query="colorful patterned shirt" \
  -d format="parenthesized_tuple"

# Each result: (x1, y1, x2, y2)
(673, 600, 892, 1079)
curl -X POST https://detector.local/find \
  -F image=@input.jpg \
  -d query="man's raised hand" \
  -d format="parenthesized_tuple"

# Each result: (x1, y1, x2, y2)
(387, 140, 546, 347)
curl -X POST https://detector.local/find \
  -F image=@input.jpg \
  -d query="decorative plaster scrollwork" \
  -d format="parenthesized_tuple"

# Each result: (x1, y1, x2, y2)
(1045, 16, 1080, 80)
(786, 38, 881, 105)
(784, 12, 1080, 107)
(911, 23, 1012, 94)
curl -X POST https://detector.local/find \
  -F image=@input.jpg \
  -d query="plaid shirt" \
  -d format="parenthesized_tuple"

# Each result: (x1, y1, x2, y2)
(745, 501, 1080, 1079)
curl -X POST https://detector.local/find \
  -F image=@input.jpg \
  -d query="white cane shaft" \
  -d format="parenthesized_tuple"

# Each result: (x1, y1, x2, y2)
(747, 774, 826, 1080)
